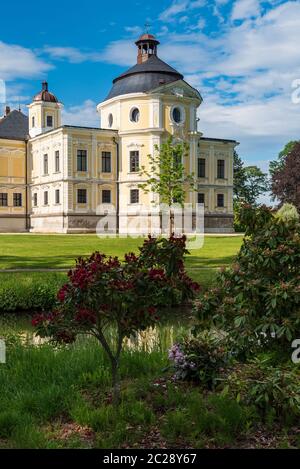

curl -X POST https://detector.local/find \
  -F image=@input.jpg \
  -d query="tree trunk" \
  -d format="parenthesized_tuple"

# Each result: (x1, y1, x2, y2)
(111, 359, 121, 405)
(169, 211, 174, 237)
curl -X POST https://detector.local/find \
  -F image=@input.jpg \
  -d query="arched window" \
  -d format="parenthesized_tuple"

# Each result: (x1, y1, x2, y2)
(130, 107, 140, 123)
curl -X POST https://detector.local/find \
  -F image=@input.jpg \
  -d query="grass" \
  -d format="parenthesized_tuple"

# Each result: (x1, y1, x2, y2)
(0, 334, 296, 449)
(0, 234, 243, 270)
(0, 234, 243, 291)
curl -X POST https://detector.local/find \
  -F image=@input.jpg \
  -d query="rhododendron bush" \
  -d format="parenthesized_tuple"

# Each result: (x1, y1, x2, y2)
(33, 235, 199, 403)
(194, 205, 300, 356)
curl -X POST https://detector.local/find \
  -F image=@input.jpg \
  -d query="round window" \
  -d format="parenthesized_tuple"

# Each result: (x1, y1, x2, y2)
(108, 113, 113, 127)
(172, 107, 182, 123)
(130, 107, 140, 122)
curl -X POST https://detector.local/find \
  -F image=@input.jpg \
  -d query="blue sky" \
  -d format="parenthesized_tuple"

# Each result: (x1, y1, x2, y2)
(1, 0, 300, 190)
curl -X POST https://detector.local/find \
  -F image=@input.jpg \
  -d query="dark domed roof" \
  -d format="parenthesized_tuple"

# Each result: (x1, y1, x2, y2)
(106, 54, 183, 100)
(33, 81, 58, 103)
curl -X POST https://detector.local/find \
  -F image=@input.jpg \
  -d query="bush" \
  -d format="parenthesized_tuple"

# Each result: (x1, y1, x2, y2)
(220, 359, 300, 423)
(276, 203, 299, 223)
(0, 274, 65, 314)
(168, 331, 229, 388)
(137, 235, 200, 303)
(194, 205, 300, 355)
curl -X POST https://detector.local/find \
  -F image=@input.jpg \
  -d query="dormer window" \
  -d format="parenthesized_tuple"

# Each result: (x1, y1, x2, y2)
(46, 115, 53, 127)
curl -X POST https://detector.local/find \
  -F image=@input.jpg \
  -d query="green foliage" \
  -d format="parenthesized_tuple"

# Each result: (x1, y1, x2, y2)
(269, 140, 299, 177)
(221, 359, 300, 423)
(0, 274, 64, 314)
(161, 393, 254, 446)
(233, 151, 269, 207)
(194, 205, 300, 354)
(139, 137, 195, 208)
(168, 331, 229, 388)
(276, 203, 299, 223)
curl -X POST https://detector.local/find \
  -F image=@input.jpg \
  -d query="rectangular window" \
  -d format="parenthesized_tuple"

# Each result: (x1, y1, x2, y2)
(198, 193, 205, 204)
(46, 115, 53, 127)
(55, 189, 60, 204)
(0, 192, 8, 207)
(217, 194, 224, 207)
(102, 190, 111, 204)
(198, 158, 206, 178)
(43, 154, 48, 175)
(77, 150, 87, 172)
(102, 152, 111, 173)
(33, 193, 37, 207)
(44, 191, 48, 206)
(0, 193, 8, 207)
(129, 151, 139, 173)
(13, 193, 22, 207)
(130, 189, 139, 204)
(77, 189, 87, 204)
(217, 159, 225, 179)
(55, 151, 60, 172)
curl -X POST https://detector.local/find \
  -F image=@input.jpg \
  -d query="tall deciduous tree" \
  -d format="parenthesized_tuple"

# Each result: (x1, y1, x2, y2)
(271, 141, 300, 211)
(233, 151, 269, 206)
(269, 140, 299, 177)
(139, 138, 195, 234)
(233, 150, 247, 204)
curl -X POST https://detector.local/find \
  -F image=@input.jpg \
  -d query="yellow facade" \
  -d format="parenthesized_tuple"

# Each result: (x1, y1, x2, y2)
(0, 138, 27, 232)
(0, 33, 237, 233)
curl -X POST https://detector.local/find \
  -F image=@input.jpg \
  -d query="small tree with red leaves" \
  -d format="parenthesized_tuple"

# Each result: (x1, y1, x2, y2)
(33, 237, 200, 404)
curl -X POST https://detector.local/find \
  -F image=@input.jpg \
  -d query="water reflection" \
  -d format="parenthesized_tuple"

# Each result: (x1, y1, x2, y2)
(1, 309, 193, 354)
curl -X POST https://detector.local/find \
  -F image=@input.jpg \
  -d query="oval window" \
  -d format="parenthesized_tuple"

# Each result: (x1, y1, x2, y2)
(130, 107, 140, 122)
(172, 107, 182, 123)
(108, 113, 113, 127)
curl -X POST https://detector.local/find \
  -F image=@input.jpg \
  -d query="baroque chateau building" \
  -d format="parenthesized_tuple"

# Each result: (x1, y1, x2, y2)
(0, 34, 238, 233)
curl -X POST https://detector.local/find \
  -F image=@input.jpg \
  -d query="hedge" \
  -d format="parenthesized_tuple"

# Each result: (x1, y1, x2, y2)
(0, 273, 66, 314)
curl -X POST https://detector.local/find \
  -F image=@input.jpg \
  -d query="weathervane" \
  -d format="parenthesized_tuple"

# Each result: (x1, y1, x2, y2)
(144, 22, 151, 34)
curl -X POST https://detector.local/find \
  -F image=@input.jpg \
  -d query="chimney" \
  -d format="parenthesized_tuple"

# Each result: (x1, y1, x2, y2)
(5, 106, 10, 116)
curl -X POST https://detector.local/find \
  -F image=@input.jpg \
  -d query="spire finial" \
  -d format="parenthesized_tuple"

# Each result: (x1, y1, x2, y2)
(144, 21, 151, 34)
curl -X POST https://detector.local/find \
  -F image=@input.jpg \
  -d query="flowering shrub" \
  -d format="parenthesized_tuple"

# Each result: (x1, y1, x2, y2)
(168, 331, 229, 389)
(138, 235, 200, 302)
(194, 205, 300, 355)
(33, 236, 200, 403)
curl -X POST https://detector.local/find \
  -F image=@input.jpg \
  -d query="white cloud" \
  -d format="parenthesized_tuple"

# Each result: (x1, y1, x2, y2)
(43, 47, 87, 63)
(124, 26, 143, 36)
(159, 0, 205, 22)
(98, 40, 136, 66)
(62, 100, 99, 127)
(159, 1, 189, 21)
(0, 41, 52, 80)
(231, 0, 261, 20)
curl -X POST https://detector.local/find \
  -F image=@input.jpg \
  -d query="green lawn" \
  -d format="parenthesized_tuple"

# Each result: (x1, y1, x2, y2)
(0, 234, 242, 269)
(0, 234, 243, 290)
